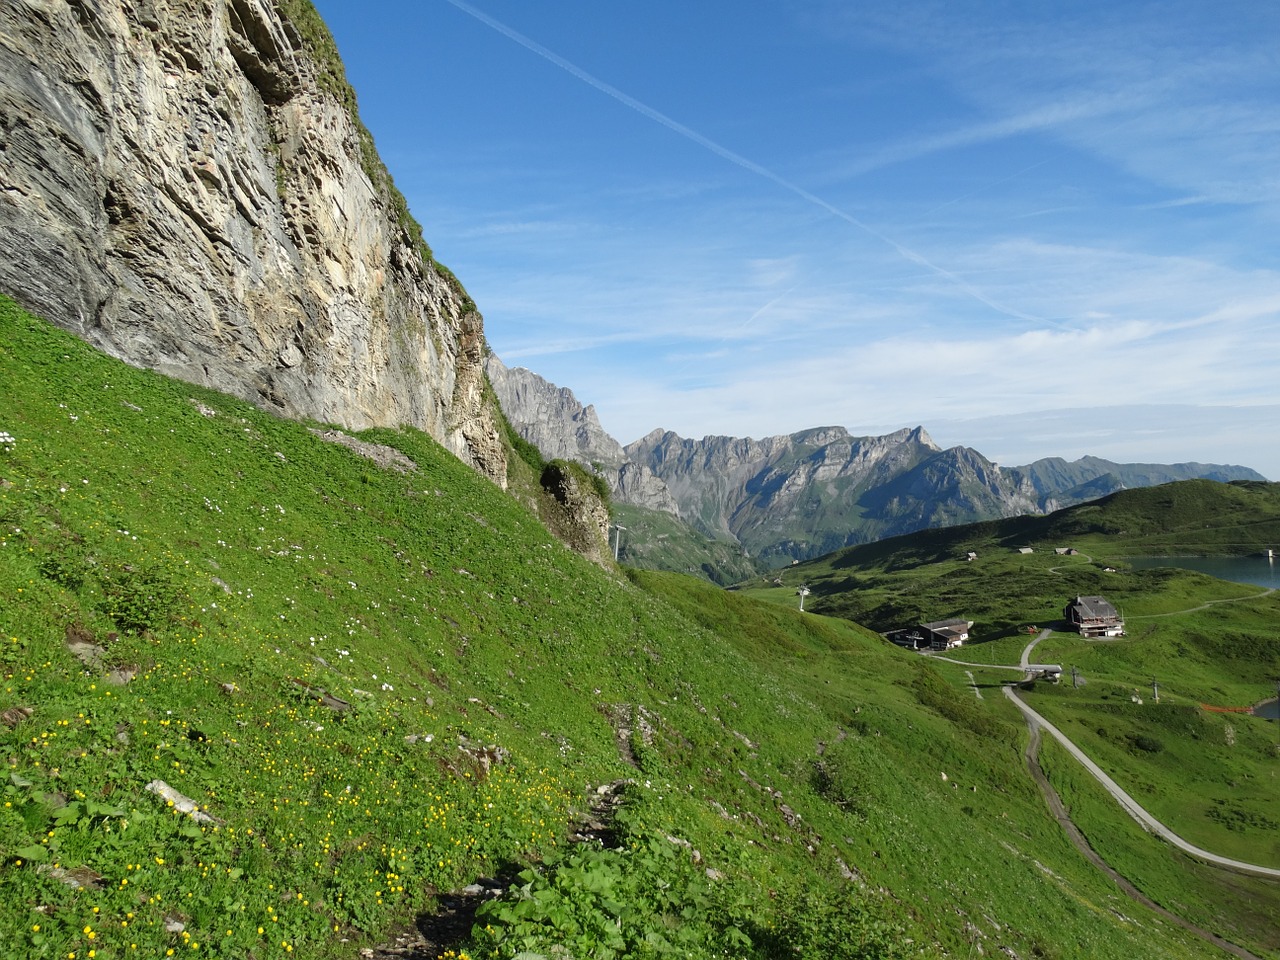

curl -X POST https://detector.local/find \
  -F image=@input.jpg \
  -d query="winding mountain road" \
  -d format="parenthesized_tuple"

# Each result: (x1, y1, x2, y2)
(929, 555, 1279, 952)
(997, 625, 1278, 959)
(1015, 720, 1267, 960)
(1002, 684, 1280, 880)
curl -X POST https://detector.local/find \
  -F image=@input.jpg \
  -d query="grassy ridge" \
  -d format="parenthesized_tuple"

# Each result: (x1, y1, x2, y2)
(0, 295, 1262, 958)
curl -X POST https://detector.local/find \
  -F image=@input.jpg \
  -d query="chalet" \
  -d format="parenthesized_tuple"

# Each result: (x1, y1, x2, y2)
(884, 627, 928, 651)
(886, 618, 973, 651)
(1017, 547, 1034, 554)
(1064, 595, 1124, 638)
(922, 619, 973, 649)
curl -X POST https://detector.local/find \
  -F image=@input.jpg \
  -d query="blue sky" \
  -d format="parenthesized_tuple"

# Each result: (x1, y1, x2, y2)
(312, 0, 1280, 478)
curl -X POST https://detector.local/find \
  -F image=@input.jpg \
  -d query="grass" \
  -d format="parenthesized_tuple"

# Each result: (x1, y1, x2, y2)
(2, 294, 1273, 958)
(1038, 735, 1280, 953)
(609, 502, 762, 585)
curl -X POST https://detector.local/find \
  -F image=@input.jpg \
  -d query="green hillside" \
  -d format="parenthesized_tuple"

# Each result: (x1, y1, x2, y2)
(610, 502, 762, 585)
(2, 295, 1276, 959)
(743, 481, 1280, 636)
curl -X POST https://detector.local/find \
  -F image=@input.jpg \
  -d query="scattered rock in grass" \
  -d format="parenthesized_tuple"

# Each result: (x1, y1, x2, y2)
(37, 864, 104, 889)
(145, 779, 222, 824)
(188, 399, 217, 417)
(569, 780, 629, 847)
(291, 679, 350, 712)
(456, 737, 509, 778)
(310, 428, 418, 474)
(65, 623, 105, 666)
(105, 665, 139, 685)
(2, 705, 33, 727)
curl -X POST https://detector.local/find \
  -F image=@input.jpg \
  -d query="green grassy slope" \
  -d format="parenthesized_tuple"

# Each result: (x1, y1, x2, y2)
(0, 296, 1265, 959)
(610, 502, 762, 585)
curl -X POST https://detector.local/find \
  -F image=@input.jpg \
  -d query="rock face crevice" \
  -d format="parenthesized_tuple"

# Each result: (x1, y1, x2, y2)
(0, 0, 505, 485)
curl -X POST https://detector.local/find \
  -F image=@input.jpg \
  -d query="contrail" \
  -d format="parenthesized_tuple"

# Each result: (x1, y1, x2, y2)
(440, 0, 1042, 324)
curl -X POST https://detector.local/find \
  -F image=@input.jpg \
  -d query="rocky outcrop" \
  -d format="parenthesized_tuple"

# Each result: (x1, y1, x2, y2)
(539, 461, 611, 567)
(486, 355, 676, 512)
(0, 0, 505, 484)
(485, 356, 624, 468)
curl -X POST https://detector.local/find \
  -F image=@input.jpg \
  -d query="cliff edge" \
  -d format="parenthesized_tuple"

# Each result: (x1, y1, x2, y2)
(0, 0, 505, 483)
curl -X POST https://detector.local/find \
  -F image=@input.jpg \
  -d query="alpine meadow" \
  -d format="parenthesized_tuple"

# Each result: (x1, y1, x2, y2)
(2, 1, 1279, 958)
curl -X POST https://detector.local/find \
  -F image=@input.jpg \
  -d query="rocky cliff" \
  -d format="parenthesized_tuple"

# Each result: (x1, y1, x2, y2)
(0, 0, 505, 483)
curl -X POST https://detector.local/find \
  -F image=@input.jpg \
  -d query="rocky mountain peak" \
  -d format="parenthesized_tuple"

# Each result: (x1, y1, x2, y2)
(485, 357, 679, 514)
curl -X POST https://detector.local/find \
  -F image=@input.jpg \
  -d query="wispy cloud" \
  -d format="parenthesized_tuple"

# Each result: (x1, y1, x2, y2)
(817, 0, 1280, 209)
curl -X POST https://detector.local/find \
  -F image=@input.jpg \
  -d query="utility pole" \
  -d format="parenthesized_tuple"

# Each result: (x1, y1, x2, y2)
(797, 584, 810, 612)
(612, 524, 627, 562)
(1152, 676, 1159, 704)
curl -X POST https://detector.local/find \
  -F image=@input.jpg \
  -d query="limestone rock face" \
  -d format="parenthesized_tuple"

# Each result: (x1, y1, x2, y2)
(0, 0, 505, 484)
(485, 356, 623, 467)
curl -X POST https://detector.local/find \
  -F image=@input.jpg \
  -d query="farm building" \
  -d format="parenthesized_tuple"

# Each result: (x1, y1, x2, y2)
(886, 618, 974, 651)
(1064, 595, 1124, 638)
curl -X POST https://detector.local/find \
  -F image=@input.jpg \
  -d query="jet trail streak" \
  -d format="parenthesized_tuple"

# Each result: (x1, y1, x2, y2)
(440, 0, 1042, 324)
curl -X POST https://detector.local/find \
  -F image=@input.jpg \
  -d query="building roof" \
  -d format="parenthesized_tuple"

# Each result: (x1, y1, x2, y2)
(921, 618, 973, 632)
(1067, 595, 1118, 620)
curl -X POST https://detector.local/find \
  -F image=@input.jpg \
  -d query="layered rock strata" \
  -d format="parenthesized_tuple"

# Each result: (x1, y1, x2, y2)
(0, 0, 505, 483)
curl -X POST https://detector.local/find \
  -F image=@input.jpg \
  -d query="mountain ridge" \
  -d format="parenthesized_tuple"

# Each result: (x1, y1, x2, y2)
(489, 361, 1265, 569)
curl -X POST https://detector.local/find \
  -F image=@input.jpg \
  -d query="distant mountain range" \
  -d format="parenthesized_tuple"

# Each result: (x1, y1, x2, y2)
(486, 357, 1266, 570)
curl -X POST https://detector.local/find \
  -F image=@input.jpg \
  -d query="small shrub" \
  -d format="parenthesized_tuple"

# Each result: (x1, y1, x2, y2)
(470, 831, 752, 959)
(96, 560, 182, 633)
